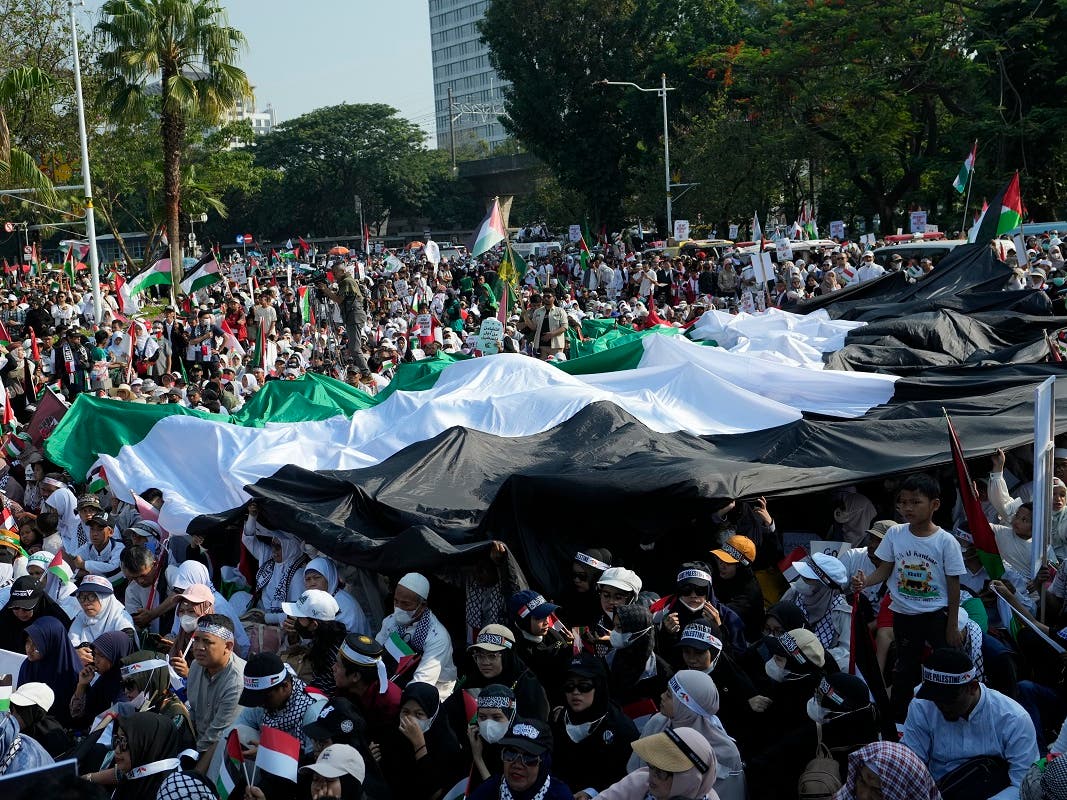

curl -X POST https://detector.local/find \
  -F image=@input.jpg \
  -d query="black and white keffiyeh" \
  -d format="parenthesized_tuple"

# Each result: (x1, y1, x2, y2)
(155, 770, 217, 800)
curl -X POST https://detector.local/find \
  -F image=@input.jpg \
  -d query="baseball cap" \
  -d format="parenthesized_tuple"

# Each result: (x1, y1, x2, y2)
(676, 564, 713, 589)
(6, 575, 42, 610)
(127, 520, 163, 540)
(86, 511, 114, 529)
(10, 682, 54, 712)
(300, 744, 366, 783)
(596, 567, 642, 596)
(77, 494, 103, 510)
(631, 727, 712, 775)
(565, 652, 607, 680)
(710, 535, 756, 566)
(915, 648, 977, 701)
(240, 652, 290, 706)
(177, 583, 214, 606)
(812, 673, 871, 713)
(282, 589, 340, 622)
(497, 718, 553, 756)
(304, 697, 364, 743)
(76, 574, 115, 597)
(794, 553, 848, 589)
(468, 623, 515, 653)
(508, 589, 559, 621)
(768, 628, 826, 669)
(677, 623, 723, 654)
(866, 520, 895, 540)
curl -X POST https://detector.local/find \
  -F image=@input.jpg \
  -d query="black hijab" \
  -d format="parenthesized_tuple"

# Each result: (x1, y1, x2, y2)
(114, 712, 184, 800)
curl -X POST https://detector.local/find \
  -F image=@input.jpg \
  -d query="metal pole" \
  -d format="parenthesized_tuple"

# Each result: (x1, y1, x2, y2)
(448, 87, 457, 173)
(661, 74, 672, 236)
(961, 142, 976, 236)
(69, 0, 102, 324)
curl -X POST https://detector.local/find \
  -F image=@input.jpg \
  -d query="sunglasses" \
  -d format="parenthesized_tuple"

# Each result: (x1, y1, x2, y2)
(502, 748, 541, 766)
(113, 733, 129, 752)
(562, 681, 595, 694)
(678, 584, 708, 596)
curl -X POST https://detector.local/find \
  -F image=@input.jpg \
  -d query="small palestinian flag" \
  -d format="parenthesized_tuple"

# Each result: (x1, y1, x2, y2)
(216, 728, 246, 799)
(49, 550, 72, 584)
(0, 674, 11, 712)
(385, 630, 418, 679)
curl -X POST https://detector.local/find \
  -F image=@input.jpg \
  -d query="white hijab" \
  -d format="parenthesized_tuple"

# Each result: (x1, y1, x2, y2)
(44, 486, 81, 549)
(68, 591, 135, 648)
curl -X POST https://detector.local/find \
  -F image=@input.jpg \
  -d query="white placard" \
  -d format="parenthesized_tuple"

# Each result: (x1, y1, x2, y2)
(829, 220, 845, 239)
(752, 250, 775, 285)
(477, 318, 504, 354)
(775, 240, 793, 262)
(809, 540, 852, 560)
(568, 225, 582, 243)
(728, 223, 739, 240)
(924, 224, 939, 233)
(230, 263, 247, 284)
(415, 313, 433, 337)
(909, 211, 928, 234)
(861, 233, 877, 246)
(0, 647, 27, 685)
(1014, 234, 1030, 268)
(673, 219, 690, 241)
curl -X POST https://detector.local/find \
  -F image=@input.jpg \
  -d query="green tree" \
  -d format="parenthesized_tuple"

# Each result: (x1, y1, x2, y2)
(95, 0, 251, 286)
(703, 0, 987, 233)
(252, 103, 446, 238)
(0, 67, 59, 201)
(481, 0, 741, 231)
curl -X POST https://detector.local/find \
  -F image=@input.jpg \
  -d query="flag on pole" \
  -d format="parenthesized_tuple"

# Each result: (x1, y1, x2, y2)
(577, 235, 591, 272)
(967, 201, 990, 244)
(946, 412, 1004, 578)
(1, 505, 19, 533)
(29, 328, 40, 360)
(363, 225, 371, 256)
(800, 202, 818, 239)
(298, 286, 316, 327)
(126, 259, 174, 295)
(179, 251, 222, 294)
(953, 141, 978, 194)
(216, 729, 247, 800)
(972, 172, 1023, 244)
(255, 726, 300, 782)
(471, 198, 507, 257)
(385, 630, 418, 678)
(113, 272, 141, 316)
(219, 319, 246, 357)
(752, 212, 763, 244)
(48, 550, 71, 583)
(0, 675, 11, 712)
(298, 237, 311, 261)
(251, 323, 268, 369)
(0, 319, 10, 346)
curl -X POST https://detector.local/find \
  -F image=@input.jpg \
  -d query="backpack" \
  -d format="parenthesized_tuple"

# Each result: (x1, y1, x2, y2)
(797, 725, 843, 800)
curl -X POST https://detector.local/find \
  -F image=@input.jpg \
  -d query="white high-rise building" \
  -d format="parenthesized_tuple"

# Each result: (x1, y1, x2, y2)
(429, 0, 507, 153)
(227, 95, 276, 137)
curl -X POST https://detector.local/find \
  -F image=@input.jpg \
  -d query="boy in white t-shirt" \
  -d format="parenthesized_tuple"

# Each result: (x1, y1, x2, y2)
(853, 472, 966, 722)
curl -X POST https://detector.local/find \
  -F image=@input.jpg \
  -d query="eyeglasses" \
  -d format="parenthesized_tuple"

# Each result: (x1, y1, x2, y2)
(113, 733, 129, 752)
(472, 651, 502, 663)
(562, 680, 595, 694)
(501, 748, 541, 766)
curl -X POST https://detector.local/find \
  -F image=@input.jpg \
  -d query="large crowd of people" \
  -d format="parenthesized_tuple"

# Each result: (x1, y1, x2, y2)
(0, 228, 1065, 800)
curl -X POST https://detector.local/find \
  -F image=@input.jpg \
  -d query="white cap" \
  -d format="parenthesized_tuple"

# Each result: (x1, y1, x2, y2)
(794, 552, 849, 589)
(300, 744, 366, 782)
(11, 682, 54, 711)
(596, 567, 642, 596)
(281, 589, 340, 621)
(398, 572, 430, 600)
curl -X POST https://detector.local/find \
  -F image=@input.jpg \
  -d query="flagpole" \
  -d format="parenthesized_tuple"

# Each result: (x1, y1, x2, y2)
(960, 140, 977, 235)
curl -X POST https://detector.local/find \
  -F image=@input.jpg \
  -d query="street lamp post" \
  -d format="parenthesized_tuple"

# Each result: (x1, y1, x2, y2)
(68, 0, 103, 324)
(598, 74, 677, 235)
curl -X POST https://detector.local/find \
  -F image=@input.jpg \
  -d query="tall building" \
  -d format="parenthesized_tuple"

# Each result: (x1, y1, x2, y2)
(429, 0, 507, 153)
(226, 95, 276, 137)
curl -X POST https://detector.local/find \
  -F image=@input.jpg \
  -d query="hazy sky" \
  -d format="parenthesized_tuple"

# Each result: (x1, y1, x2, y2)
(82, 0, 438, 139)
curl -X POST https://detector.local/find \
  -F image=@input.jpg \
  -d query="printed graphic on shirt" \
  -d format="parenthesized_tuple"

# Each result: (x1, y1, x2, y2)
(898, 560, 938, 599)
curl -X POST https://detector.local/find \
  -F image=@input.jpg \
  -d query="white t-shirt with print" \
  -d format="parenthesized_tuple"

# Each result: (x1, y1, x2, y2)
(874, 524, 966, 614)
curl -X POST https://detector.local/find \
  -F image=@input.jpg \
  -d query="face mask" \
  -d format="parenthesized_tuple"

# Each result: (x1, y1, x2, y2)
(806, 697, 826, 723)
(609, 630, 631, 649)
(179, 614, 199, 633)
(415, 717, 433, 734)
(797, 582, 822, 599)
(129, 691, 149, 710)
(565, 720, 594, 743)
(478, 719, 509, 744)
(680, 598, 706, 612)
(393, 606, 416, 626)
(765, 659, 791, 683)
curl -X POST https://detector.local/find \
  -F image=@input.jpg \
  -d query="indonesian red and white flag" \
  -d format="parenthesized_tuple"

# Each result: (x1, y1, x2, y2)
(255, 726, 300, 782)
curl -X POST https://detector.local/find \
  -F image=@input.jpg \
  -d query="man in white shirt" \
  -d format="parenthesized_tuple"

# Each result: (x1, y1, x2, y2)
(855, 252, 885, 282)
(375, 572, 457, 699)
(902, 648, 1038, 800)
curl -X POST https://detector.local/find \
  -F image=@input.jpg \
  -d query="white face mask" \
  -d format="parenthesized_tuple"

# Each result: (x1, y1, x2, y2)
(679, 598, 705, 612)
(765, 659, 792, 683)
(129, 691, 150, 710)
(565, 720, 594, 743)
(393, 606, 417, 626)
(179, 614, 199, 633)
(478, 719, 509, 744)
(609, 630, 631, 649)
(806, 697, 826, 723)
(521, 630, 544, 643)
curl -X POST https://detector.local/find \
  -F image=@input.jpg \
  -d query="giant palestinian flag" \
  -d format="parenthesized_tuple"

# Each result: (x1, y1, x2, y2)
(43, 242, 1067, 595)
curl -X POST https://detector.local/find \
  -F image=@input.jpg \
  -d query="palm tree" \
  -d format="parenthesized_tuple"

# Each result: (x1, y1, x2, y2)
(95, 0, 251, 293)
(0, 67, 59, 205)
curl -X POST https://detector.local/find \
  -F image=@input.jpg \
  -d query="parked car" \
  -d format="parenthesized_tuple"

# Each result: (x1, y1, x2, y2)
(872, 239, 966, 266)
